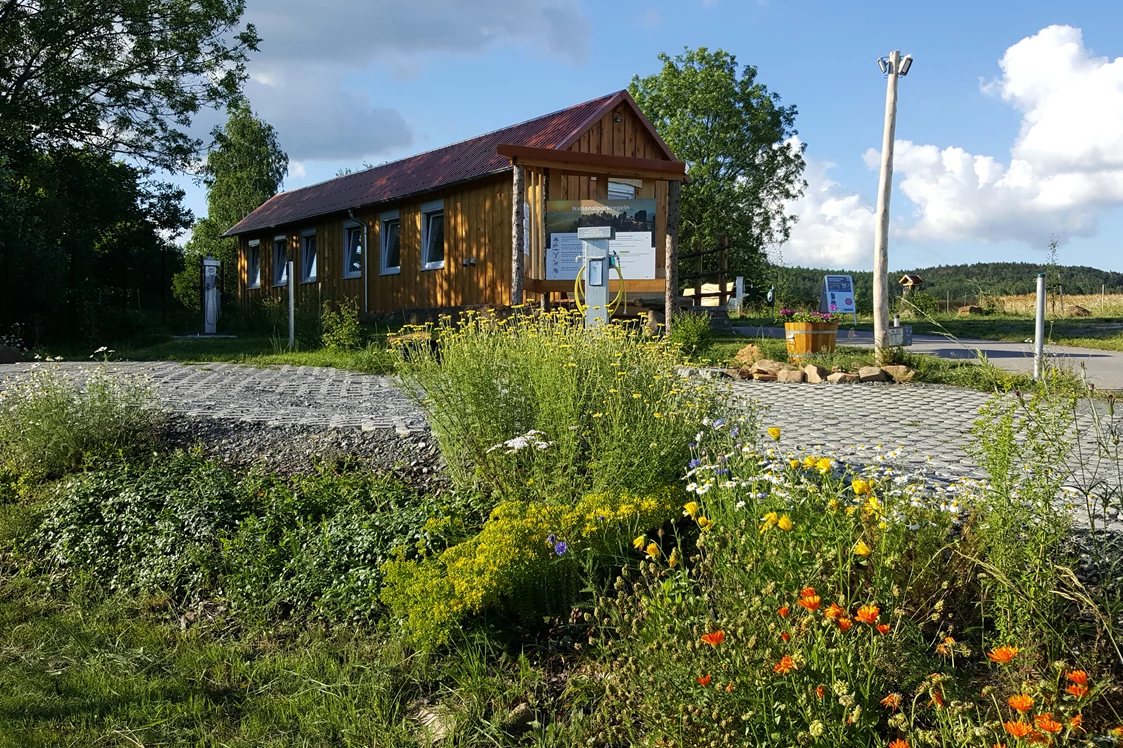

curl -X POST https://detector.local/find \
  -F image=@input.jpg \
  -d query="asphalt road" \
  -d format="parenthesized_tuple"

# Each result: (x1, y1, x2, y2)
(732, 326, 1123, 390)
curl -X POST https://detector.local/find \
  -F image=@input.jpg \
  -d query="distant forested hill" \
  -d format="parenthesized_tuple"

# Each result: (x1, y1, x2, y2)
(770, 262, 1123, 312)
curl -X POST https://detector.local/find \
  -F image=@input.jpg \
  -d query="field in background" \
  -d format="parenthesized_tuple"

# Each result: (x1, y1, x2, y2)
(993, 293, 1123, 317)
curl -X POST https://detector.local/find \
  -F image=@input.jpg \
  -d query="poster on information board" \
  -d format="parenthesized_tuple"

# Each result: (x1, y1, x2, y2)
(819, 274, 856, 315)
(545, 199, 656, 280)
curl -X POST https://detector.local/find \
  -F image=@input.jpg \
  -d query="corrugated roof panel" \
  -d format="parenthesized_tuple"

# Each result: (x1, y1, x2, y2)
(224, 92, 623, 236)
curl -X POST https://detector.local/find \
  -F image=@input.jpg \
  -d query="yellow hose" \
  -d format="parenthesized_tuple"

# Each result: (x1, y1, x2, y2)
(573, 260, 627, 318)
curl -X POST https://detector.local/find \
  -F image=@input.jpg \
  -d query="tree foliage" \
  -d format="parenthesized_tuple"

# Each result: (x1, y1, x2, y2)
(175, 99, 288, 310)
(629, 47, 805, 283)
(0, 0, 259, 171)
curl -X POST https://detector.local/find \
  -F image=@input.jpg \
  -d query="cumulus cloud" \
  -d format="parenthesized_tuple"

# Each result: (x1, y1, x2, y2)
(779, 144, 875, 268)
(240, 0, 591, 163)
(870, 25, 1123, 246)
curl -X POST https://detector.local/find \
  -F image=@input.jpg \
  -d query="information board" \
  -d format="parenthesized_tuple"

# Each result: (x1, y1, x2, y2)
(819, 274, 856, 314)
(545, 199, 656, 280)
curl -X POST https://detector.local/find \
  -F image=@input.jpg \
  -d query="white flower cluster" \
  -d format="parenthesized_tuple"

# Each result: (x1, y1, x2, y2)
(487, 429, 553, 455)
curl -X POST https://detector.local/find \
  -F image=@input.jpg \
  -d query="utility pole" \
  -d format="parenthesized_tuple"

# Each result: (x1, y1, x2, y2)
(872, 50, 911, 360)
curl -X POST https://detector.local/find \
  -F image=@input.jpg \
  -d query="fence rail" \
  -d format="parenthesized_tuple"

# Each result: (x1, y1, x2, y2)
(680, 237, 730, 307)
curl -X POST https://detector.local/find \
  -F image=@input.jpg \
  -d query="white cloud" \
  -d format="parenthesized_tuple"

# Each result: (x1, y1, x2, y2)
(779, 144, 875, 268)
(289, 160, 306, 179)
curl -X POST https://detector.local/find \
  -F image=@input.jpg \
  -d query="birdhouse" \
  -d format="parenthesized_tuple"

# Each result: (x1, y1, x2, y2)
(898, 274, 923, 296)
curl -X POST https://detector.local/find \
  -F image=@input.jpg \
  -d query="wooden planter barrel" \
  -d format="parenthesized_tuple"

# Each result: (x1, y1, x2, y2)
(784, 322, 838, 358)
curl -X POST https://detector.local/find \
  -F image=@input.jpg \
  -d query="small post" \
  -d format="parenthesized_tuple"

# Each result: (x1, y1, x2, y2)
(1034, 272, 1046, 380)
(719, 236, 729, 307)
(735, 276, 745, 315)
(287, 260, 295, 350)
(694, 239, 702, 307)
(511, 163, 526, 305)
(664, 180, 680, 333)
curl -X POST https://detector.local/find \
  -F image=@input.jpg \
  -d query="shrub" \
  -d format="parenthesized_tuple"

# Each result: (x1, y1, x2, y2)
(668, 309, 713, 354)
(395, 309, 724, 503)
(381, 486, 683, 649)
(0, 367, 163, 481)
(321, 297, 364, 351)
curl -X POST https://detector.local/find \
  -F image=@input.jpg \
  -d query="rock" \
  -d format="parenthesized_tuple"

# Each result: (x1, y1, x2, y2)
(752, 371, 779, 382)
(777, 369, 805, 383)
(1069, 305, 1091, 318)
(736, 365, 755, 380)
(411, 704, 454, 744)
(732, 343, 764, 367)
(750, 359, 785, 375)
(881, 364, 916, 383)
(858, 366, 887, 382)
(0, 345, 24, 364)
(956, 305, 985, 316)
(803, 364, 829, 383)
(502, 703, 536, 736)
(827, 372, 859, 384)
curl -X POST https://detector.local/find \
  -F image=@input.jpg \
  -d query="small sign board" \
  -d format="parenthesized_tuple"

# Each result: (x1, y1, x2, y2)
(819, 274, 856, 315)
(886, 326, 913, 347)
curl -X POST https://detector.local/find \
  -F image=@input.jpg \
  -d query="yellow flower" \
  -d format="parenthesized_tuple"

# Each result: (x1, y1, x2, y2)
(789, 459, 799, 469)
(759, 511, 778, 534)
(851, 478, 871, 496)
(854, 540, 871, 556)
(645, 541, 661, 559)
(668, 548, 680, 568)
(592, 412, 603, 418)
(683, 502, 700, 518)
(633, 535, 646, 550)
(654, 412, 663, 418)
(697, 516, 714, 531)
(816, 458, 832, 474)
(767, 427, 781, 441)
(777, 515, 793, 531)
(802, 456, 817, 469)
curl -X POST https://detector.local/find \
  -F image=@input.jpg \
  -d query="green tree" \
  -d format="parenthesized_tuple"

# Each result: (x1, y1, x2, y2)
(175, 99, 288, 310)
(0, 0, 259, 172)
(629, 47, 806, 284)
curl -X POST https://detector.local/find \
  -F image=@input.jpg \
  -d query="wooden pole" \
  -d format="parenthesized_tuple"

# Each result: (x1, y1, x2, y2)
(694, 239, 703, 308)
(664, 180, 680, 333)
(873, 50, 901, 360)
(511, 164, 526, 306)
(719, 236, 729, 307)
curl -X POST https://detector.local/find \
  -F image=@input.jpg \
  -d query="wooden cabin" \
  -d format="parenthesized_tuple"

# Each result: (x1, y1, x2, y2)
(224, 91, 688, 319)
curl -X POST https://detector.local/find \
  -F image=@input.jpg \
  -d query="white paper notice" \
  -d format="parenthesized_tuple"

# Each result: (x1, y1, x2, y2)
(546, 233, 583, 280)
(610, 232, 655, 280)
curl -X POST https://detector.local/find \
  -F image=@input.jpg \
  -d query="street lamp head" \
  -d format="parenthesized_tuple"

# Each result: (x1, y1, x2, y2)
(898, 54, 913, 76)
(877, 57, 888, 75)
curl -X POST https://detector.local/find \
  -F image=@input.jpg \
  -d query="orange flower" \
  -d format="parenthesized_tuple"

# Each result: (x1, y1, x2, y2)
(1066, 670, 1089, 686)
(701, 630, 725, 647)
(1034, 714, 1063, 734)
(993, 744, 1008, 748)
(1007, 694, 1034, 713)
(773, 655, 797, 675)
(697, 674, 711, 687)
(777, 606, 789, 618)
(797, 595, 821, 613)
(876, 623, 891, 635)
(781, 632, 791, 642)
(888, 740, 908, 748)
(1004, 721, 1033, 738)
(1024, 732, 1051, 745)
(815, 685, 825, 700)
(935, 636, 955, 656)
(800, 586, 816, 598)
(823, 602, 845, 619)
(1066, 683, 1089, 698)
(880, 693, 902, 711)
(987, 645, 1019, 665)
(837, 617, 853, 633)
(855, 604, 880, 625)
(930, 689, 945, 708)
(1069, 714, 1084, 732)
(725, 681, 734, 693)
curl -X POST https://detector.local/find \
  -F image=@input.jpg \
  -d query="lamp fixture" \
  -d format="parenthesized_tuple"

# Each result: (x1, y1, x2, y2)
(898, 54, 913, 76)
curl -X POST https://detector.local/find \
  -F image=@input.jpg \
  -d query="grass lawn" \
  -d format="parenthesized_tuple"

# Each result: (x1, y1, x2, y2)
(857, 315, 1123, 352)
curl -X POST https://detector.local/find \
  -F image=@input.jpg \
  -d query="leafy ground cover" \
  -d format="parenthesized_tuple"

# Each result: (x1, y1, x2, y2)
(1, 311, 1121, 745)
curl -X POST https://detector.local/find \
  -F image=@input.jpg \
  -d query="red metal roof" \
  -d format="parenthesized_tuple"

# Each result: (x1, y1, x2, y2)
(225, 90, 667, 237)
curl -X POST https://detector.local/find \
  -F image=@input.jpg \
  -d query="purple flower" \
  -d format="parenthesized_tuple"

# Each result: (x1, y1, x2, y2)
(713, 418, 725, 428)
(730, 427, 739, 438)
(689, 458, 702, 469)
(554, 541, 568, 556)
(547, 533, 556, 546)
(597, 515, 605, 521)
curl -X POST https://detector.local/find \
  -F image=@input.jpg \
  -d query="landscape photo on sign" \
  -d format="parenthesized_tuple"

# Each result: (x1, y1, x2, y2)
(545, 199, 657, 280)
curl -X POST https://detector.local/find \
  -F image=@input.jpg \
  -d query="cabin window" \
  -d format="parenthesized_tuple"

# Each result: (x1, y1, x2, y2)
(608, 179, 640, 200)
(421, 200, 445, 271)
(246, 240, 261, 289)
(380, 210, 401, 275)
(343, 222, 363, 279)
(272, 235, 288, 286)
(301, 229, 318, 283)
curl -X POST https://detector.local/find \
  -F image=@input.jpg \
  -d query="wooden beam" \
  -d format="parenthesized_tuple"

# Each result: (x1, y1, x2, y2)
(665, 180, 681, 332)
(511, 164, 525, 305)
(525, 278, 666, 294)
(497, 144, 687, 181)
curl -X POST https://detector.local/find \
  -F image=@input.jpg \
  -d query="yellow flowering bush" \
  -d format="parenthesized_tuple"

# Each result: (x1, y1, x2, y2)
(381, 487, 682, 649)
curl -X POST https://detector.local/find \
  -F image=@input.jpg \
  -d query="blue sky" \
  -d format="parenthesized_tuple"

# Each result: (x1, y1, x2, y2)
(181, 0, 1123, 273)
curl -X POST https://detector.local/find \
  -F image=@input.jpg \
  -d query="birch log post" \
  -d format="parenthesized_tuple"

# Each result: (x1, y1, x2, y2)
(511, 163, 526, 306)
(665, 179, 681, 333)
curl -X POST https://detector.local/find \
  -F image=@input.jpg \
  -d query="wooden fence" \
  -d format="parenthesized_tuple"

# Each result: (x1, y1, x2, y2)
(679, 237, 730, 308)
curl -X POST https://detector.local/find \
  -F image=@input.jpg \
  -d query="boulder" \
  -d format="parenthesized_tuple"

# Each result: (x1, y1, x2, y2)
(777, 369, 805, 383)
(1069, 305, 1091, 318)
(881, 364, 916, 383)
(827, 372, 859, 383)
(957, 305, 985, 316)
(803, 363, 829, 383)
(732, 343, 765, 367)
(750, 359, 785, 375)
(0, 345, 24, 364)
(753, 371, 779, 382)
(858, 366, 888, 382)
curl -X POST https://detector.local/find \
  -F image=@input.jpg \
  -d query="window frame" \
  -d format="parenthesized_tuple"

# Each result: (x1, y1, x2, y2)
(379, 209, 401, 276)
(300, 228, 318, 284)
(246, 239, 261, 289)
(272, 235, 289, 287)
(342, 220, 363, 280)
(420, 200, 445, 271)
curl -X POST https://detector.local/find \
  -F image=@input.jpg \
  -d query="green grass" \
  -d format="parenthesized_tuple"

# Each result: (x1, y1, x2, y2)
(854, 314, 1123, 352)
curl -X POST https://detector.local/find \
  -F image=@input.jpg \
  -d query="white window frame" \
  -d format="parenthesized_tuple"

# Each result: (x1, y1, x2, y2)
(342, 220, 363, 279)
(420, 199, 445, 271)
(272, 235, 288, 287)
(380, 209, 401, 276)
(246, 240, 261, 289)
(300, 228, 317, 283)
